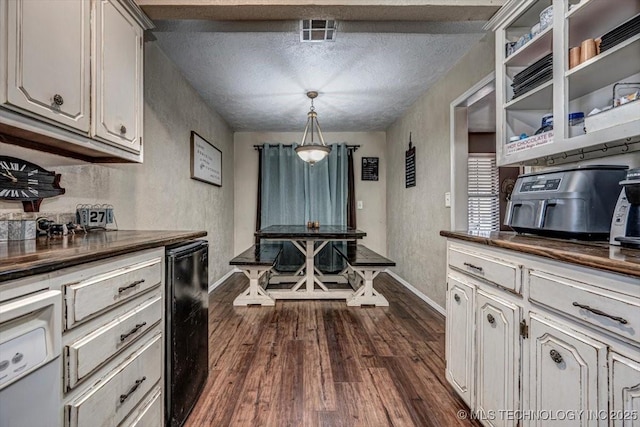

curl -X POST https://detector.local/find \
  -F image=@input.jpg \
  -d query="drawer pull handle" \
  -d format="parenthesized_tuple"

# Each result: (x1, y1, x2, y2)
(53, 94, 64, 106)
(487, 313, 495, 324)
(463, 262, 484, 274)
(454, 294, 460, 303)
(120, 376, 146, 404)
(572, 302, 628, 325)
(118, 279, 145, 294)
(549, 349, 563, 364)
(120, 322, 147, 342)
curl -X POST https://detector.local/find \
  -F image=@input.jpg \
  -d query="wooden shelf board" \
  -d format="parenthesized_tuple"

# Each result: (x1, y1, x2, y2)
(566, 34, 640, 100)
(504, 80, 553, 110)
(504, 25, 553, 67)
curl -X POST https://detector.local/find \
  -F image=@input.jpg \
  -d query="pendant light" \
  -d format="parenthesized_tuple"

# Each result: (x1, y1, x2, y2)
(295, 91, 331, 164)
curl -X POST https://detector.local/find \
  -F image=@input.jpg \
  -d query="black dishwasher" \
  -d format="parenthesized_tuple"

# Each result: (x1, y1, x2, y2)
(165, 240, 209, 427)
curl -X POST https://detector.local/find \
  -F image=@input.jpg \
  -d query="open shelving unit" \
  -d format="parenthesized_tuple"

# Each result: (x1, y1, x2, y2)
(488, 0, 640, 166)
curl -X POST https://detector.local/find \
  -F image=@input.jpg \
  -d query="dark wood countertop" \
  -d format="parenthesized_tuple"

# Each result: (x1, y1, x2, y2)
(440, 230, 640, 279)
(0, 230, 207, 283)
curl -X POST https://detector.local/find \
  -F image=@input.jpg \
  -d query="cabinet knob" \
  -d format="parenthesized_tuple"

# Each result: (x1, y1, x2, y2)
(120, 125, 127, 134)
(454, 294, 460, 303)
(487, 313, 495, 324)
(549, 349, 563, 364)
(53, 94, 64, 106)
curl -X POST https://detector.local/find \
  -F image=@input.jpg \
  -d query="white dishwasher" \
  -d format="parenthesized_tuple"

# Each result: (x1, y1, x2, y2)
(0, 289, 62, 427)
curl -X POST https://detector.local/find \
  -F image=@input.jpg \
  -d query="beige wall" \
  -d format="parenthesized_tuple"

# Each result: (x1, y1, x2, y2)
(233, 131, 387, 255)
(0, 43, 235, 284)
(386, 33, 496, 309)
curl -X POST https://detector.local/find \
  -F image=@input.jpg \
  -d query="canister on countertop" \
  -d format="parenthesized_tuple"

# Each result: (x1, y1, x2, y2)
(568, 112, 585, 137)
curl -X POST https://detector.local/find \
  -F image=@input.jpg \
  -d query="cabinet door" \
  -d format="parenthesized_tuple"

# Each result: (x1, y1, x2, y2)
(527, 313, 607, 427)
(92, 0, 143, 153)
(445, 274, 475, 407)
(5, 0, 90, 132)
(611, 352, 640, 427)
(476, 289, 520, 427)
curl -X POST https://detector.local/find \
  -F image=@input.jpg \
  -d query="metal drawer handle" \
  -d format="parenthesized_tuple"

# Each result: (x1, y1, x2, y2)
(120, 322, 147, 342)
(572, 302, 628, 325)
(53, 94, 64, 106)
(550, 349, 563, 364)
(454, 294, 460, 303)
(119, 376, 146, 404)
(463, 262, 484, 274)
(487, 313, 495, 324)
(118, 279, 145, 294)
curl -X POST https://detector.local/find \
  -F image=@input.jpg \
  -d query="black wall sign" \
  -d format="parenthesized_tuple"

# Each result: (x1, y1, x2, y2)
(361, 157, 379, 181)
(405, 134, 416, 188)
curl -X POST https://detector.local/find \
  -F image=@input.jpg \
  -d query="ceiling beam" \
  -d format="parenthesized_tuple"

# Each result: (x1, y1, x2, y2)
(136, 0, 504, 21)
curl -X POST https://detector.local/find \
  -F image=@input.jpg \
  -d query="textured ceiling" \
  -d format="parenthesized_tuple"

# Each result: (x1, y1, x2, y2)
(153, 20, 487, 131)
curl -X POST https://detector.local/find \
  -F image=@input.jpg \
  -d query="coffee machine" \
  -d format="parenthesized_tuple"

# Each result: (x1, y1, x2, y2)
(610, 167, 640, 249)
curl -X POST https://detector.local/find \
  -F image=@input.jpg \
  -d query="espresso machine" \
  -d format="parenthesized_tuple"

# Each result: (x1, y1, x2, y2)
(610, 167, 640, 249)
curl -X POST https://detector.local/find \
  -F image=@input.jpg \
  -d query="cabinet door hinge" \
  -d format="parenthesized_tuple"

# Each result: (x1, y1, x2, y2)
(520, 319, 528, 339)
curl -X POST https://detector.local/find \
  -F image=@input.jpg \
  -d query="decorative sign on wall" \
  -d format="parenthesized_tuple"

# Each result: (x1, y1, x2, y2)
(405, 133, 416, 188)
(191, 131, 222, 186)
(361, 157, 379, 181)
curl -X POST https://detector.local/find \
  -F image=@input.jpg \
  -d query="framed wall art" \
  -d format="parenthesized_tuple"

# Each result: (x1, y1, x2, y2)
(190, 131, 222, 186)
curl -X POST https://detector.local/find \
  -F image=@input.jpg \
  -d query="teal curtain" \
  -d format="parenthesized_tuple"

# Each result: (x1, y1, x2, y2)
(260, 143, 348, 273)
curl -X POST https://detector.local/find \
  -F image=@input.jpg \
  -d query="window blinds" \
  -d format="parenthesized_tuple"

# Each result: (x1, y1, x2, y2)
(468, 155, 499, 232)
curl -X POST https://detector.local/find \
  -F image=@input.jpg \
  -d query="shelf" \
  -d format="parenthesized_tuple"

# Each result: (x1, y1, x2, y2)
(504, 25, 553, 66)
(510, 0, 552, 28)
(567, 0, 640, 45)
(566, 34, 640, 100)
(505, 80, 553, 110)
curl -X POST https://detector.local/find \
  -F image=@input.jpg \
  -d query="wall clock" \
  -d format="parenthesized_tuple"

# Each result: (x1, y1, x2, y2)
(0, 156, 65, 212)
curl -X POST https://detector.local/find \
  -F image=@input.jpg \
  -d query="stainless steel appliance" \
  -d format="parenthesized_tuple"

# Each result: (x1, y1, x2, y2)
(610, 167, 640, 248)
(165, 240, 209, 427)
(505, 165, 628, 239)
(0, 289, 62, 427)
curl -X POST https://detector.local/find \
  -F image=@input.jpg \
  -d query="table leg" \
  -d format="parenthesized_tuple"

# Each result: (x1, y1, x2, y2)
(233, 268, 275, 306)
(306, 240, 315, 293)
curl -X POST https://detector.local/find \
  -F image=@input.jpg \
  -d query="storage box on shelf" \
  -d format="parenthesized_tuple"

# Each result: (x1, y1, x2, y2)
(0, 0, 153, 163)
(488, 0, 640, 167)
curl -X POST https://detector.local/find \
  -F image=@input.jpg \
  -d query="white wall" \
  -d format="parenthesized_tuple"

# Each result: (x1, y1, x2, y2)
(386, 33, 496, 309)
(0, 43, 235, 283)
(233, 131, 387, 255)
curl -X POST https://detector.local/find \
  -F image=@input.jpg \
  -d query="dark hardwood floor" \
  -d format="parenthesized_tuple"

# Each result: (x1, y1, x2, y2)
(185, 273, 479, 427)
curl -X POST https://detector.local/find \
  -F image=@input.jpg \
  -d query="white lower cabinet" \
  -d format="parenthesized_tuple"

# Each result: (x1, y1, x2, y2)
(446, 273, 475, 407)
(527, 313, 607, 427)
(476, 289, 520, 427)
(445, 240, 640, 427)
(610, 353, 640, 427)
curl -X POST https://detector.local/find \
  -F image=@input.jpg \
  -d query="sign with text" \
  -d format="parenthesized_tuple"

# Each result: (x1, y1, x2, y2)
(505, 130, 554, 156)
(361, 157, 379, 181)
(191, 131, 222, 186)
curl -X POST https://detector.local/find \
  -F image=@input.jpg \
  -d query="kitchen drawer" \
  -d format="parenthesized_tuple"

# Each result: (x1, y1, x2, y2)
(63, 256, 162, 329)
(448, 245, 521, 293)
(121, 386, 162, 427)
(529, 269, 640, 346)
(65, 293, 162, 389)
(65, 332, 162, 427)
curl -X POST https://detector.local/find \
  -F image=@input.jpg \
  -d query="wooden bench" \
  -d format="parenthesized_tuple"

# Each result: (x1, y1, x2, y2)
(334, 244, 395, 306)
(230, 243, 282, 306)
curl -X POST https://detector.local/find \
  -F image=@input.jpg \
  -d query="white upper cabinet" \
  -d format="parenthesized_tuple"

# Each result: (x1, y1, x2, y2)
(4, 0, 90, 132)
(0, 0, 153, 162)
(92, 0, 143, 153)
(488, 0, 640, 166)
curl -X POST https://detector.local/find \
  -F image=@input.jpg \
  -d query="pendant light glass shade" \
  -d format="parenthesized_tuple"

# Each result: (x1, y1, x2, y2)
(295, 91, 331, 164)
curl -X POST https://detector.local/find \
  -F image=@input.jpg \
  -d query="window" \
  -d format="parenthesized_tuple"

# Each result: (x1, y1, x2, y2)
(468, 154, 499, 232)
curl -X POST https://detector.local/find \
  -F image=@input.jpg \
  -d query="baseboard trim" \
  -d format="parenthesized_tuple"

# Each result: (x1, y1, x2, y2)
(209, 268, 241, 293)
(384, 269, 446, 316)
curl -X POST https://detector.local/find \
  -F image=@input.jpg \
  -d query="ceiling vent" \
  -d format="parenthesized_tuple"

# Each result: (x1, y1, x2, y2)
(300, 19, 337, 42)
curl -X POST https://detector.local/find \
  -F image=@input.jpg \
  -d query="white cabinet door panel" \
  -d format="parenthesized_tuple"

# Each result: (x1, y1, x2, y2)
(92, 0, 142, 153)
(611, 352, 640, 427)
(5, 0, 90, 132)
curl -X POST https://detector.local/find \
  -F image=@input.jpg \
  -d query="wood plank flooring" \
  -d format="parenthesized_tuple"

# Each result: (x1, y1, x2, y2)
(185, 273, 479, 427)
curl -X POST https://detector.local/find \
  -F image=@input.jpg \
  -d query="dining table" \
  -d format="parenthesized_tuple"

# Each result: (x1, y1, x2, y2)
(256, 224, 366, 300)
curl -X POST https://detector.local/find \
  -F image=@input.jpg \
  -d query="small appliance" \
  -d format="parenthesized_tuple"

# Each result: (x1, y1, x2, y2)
(610, 167, 640, 248)
(505, 165, 628, 240)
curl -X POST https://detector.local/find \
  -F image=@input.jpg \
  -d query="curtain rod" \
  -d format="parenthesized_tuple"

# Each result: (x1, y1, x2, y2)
(254, 144, 359, 151)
